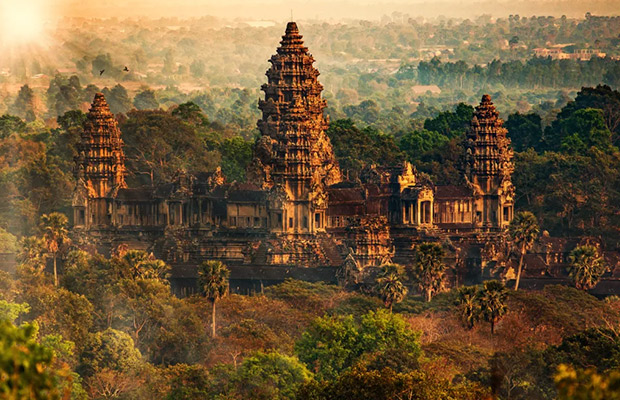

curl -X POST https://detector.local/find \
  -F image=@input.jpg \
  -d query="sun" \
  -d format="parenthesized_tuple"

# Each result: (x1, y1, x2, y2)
(0, 0, 47, 48)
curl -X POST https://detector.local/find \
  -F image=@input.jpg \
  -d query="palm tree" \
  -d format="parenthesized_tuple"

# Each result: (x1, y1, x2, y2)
(507, 211, 539, 291)
(478, 280, 507, 335)
(40, 212, 70, 286)
(408, 243, 446, 302)
(568, 245, 607, 290)
(197, 260, 230, 337)
(16, 236, 48, 268)
(457, 286, 480, 330)
(375, 264, 408, 313)
(121, 250, 170, 281)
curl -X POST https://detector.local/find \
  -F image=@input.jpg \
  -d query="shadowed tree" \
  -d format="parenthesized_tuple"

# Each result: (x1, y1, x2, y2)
(40, 213, 70, 287)
(133, 89, 159, 110)
(197, 261, 229, 338)
(478, 280, 507, 335)
(408, 243, 446, 302)
(508, 211, 540, 291)
(568, 245, 608, 290)
(456, 286, 480, 330)
(374, 264, 408, 312)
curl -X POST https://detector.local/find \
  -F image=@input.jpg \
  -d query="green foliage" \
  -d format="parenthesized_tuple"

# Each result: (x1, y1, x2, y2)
(119, 250, 171, 281)
(265, 279, 340, 312)
(568, 245, 608, 290)
(0, 301, 30, 324)
(198, 261, 230, 302)
(172, 102, 209, 126)
(0, 114, 27, 138)
(513, 148, 620, 245)
(374, 264, 408, 311)
(326, 119, 403, 175)
(218, 136, 253, 182)
(0, 320, 70, 399)
(295, 310, 421, 380)
(297, 365, 487, 400)
(399, 129, 450, 161)
(102, 84, 132, 114)
(423, 103, 474, 138)
(508, 210, 540, 290)
(133, 89, 159, 110)
(78, 328, 143, 378)
(456, 287, 480, 330)
(553, 108, 614, 153)
(121, 109, 217, 186)
(408, 243, 446, 302)
(159, 364, 211, 400)
(0, 227, 17, 253)
(328, 294, 382, 316)
(505, 112, 543, 151)
(232, 351, 312, 400)
(295, 314, 359, 380)
(198, 260, 230, 338)
(555, 364, 620, 400)
(478, 280, 508, 334)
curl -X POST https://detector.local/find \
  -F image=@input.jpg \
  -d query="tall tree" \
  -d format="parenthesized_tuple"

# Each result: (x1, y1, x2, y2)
(478, 280, 507, 335)
(10, 85, 37, 121)
(568, 245, 607, 290)
(40, 213, 69, 287)
(133, 89, 159, 110)
(197, 261, 229, 337)
(408, 243, 446, 302)
(508, 211, 540, 291)
(102, 84, 132, 115)
(374, 264, 408, 312)
(456, 286, 480, 330)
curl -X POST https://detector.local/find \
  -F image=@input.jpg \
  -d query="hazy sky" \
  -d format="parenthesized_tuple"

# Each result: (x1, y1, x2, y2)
(51, 0, 620, 20)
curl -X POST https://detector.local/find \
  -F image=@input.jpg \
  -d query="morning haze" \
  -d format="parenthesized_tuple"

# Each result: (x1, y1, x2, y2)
(1, 0, 620, 398)
(57, 0, 620, 19)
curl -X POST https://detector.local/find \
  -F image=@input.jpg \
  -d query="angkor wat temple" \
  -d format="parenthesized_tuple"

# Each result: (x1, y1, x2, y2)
(73, 22, 522, 293)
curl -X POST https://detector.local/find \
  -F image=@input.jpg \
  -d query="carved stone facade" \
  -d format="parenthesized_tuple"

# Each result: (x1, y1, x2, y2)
(72, 23, 516, 291)
(248, 22, 342, 235)
(73, 93, 127, 227)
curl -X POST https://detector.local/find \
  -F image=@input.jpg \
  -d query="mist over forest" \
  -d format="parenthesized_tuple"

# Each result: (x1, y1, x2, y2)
(1, 5, 620, 400)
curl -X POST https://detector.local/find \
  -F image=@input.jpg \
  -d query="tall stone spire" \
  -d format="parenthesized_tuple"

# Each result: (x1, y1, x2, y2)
(464, 94, 514, 192)
(464, 94, 514, 228)
(75, 93, 127, 199)
(249, 22, 341, 234)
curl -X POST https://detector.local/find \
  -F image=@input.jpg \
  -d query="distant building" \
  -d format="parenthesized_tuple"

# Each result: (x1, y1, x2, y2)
(533, 46, 606, 60)
(73, 22, 515, 293)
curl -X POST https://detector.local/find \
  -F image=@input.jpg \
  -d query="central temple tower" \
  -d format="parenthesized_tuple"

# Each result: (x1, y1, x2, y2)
(249, 22, 342, 235)
(73, 93, 127, 228)
(463, 94, 515, 229)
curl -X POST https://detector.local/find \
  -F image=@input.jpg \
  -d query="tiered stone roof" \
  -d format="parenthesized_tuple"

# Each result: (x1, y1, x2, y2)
(75, 93, 126, 197)
(464, 94, 514, 191)
(251, 22, 341, 191)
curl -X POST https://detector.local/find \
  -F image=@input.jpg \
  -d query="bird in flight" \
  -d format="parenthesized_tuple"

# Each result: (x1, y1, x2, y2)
(124, 66, 129, 72)
(99, 69, 105, 76)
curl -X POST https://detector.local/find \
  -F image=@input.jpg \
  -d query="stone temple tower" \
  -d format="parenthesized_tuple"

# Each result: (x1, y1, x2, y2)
(73, 93, 126, 228)
(463, 94, 514, 229)
(249, 21, 342, 235)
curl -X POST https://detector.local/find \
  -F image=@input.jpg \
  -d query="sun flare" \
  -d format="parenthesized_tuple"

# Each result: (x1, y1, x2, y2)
(0, 0, 47, 48)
